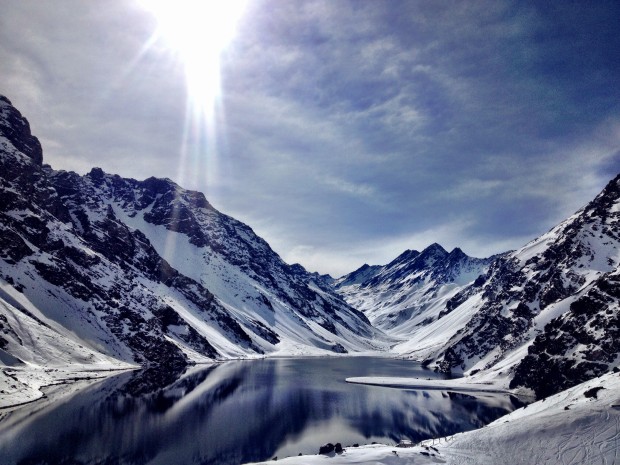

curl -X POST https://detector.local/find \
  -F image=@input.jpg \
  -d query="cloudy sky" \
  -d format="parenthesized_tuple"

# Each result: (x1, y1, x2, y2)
(1, 0, 619, 276)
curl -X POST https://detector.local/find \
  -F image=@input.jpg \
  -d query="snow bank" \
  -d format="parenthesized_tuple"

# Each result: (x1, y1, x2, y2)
(345, 376, 514, 394)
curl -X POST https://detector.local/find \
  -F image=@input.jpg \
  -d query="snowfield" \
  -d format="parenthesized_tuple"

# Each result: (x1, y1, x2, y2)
(0, 287, 136, 408)
(0, 366, 134, 409)
(246, 371, 620, 465)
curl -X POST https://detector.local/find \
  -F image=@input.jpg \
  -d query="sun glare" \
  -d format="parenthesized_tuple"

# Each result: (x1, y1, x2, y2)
(138, 0, 247, 197)
(140, 0, 247, 110)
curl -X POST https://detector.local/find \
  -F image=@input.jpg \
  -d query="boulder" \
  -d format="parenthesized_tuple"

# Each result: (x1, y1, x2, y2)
(319, 443, 335, 455)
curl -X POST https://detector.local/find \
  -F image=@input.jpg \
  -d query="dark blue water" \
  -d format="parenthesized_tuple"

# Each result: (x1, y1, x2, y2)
(0, 357, 521, 464)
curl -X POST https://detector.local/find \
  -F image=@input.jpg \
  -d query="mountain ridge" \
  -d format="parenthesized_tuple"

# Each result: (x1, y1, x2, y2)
(0, 95, 387, 381)
(2, 93, 620, 405)
(334, 243, 495, 335)
(386, 174, 620, 398)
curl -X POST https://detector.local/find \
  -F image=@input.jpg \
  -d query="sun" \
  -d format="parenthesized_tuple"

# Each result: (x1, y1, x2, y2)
(139, 0, 247, 110)
(137, 0, 247, 196)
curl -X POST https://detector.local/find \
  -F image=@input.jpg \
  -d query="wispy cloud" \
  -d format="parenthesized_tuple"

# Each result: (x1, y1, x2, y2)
(1, 0, 619, 275)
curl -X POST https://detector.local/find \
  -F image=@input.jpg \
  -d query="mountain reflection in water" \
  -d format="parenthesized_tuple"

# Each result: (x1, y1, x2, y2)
(0, 357, 522, 464)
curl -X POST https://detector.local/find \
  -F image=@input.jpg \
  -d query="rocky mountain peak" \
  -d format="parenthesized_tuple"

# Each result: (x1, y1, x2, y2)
(417, 242, 449, 263)
(335, 242, 493, 333)
(0, 95, 42, 166)
(87, 167, 106, 182)
(401, 171, 620, 399)
(584, 175, 620, 226)
(448, 247, 466, 258)
(333, 263, 382, 288)
(391, 249, 420, 264)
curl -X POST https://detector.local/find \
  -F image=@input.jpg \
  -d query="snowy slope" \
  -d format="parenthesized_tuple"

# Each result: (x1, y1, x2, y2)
(0, 283, 135, 407)
(392, 174, 620, 399)
(335, 244, 493, 336)
(0, 94, 387, 384)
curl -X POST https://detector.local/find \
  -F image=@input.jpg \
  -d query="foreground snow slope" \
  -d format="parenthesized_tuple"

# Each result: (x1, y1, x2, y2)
(247, 371, 620, 465)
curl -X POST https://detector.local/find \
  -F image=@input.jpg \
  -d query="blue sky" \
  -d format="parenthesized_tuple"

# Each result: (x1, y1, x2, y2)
(1, 0, 619, 276)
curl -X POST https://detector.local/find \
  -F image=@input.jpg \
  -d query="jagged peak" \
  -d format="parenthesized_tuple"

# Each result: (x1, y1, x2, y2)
(421, 242, 448, 255)
(449, 246, 464, 254)
(339, 262, 375, 278)
(586, 171, 620, 212)
(289, 263, 306, 274)
(88, 166, 106, 178)
(335, 262, 382, 288)
(140, 176, 176, 192)
(0, 94, 43, 166)
(390, 248, 420, 264)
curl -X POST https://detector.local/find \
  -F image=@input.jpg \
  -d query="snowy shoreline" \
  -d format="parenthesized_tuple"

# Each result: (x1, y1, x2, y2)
(0, 353, 515, 410)
(3, 357, 620, 464)
(345, 376, 517, 395)
(0, 351, 388, 410)
(246, 371, 620, 465)
(0, 366, 137, 409)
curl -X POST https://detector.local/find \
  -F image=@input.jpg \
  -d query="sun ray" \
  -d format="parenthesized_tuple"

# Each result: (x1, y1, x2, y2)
(137, 0, 246, 261)
(138, 0, 247, 115)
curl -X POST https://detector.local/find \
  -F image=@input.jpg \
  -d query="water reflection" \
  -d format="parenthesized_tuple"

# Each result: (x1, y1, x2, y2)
(0, 357, 521, 464)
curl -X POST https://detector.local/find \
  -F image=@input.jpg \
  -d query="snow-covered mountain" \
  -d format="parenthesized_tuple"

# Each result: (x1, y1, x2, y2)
(3, 93, 620, 406)
(0, 95, 386, 375)
(393, 175, 620, 398)
(334, 244, 494, 336)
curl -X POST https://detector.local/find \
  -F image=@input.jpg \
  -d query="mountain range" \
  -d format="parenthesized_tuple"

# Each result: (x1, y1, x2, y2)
(1, 94, 619, 403)
(0, 95, 387, 381)
(335, 176, 620, 399)
(334, 243, 496, 335)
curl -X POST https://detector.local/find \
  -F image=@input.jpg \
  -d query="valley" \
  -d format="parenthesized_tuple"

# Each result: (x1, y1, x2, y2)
(1, 94, 619, 464)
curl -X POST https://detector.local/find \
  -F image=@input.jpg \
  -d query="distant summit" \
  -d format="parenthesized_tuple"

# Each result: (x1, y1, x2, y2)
(3, 94, 620, 404)
(334, 243, 493, 333)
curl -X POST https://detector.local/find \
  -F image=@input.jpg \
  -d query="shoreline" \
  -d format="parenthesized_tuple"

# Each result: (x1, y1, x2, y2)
(246, 372, 620, 464)
(0, 366, 138, 410)
(345, 376, 519, 396)
(1, 354, 515, 411)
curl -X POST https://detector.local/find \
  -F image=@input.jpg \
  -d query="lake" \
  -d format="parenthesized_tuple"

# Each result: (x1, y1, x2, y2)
(0, 357, 522, 464)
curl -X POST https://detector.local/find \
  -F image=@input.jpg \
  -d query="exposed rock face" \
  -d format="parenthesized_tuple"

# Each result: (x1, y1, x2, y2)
(507, 179, 620, 398)
(3, 94, 619, 401)
(0, 96, 42, 166)
(319, 443, 335, 455)
(0, 95, 384, 369)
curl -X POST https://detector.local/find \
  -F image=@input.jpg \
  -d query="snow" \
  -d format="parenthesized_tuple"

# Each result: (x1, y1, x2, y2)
(3, 97, 620, 463)
(248, 443, 442, 464)
(0, 283, 136, 408)
(0, 366, 134, 409)
(110, 199, 386, 356)
(393, 294, 485, 361)
(335, 247, 491, 337)
(245, 371, 620, 465)
(345, 376, 515, 395)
